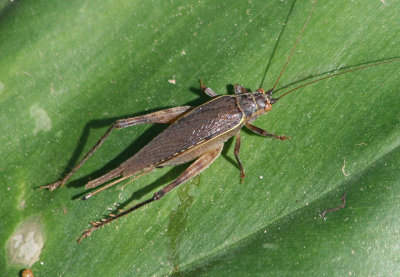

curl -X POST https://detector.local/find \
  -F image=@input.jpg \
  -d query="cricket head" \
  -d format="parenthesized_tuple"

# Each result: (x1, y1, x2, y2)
(256, 88, 278, 112)
(267, 89, 278, 104)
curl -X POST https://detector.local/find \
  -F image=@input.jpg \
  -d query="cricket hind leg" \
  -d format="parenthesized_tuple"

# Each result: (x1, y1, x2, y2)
(78, 143, 224, 242)
(41, 106, 192, 191)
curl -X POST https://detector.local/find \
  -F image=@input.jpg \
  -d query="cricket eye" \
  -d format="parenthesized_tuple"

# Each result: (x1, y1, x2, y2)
(264, 103, 271, 111)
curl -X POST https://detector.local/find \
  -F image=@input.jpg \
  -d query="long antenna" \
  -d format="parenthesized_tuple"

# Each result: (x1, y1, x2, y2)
(276, 57, 400, 101)
(259, 0, 296, 88)
(271, 0, 317, 92)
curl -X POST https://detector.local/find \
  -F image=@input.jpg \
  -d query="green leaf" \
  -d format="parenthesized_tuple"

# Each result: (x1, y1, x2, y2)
(1, 0, 399, 276)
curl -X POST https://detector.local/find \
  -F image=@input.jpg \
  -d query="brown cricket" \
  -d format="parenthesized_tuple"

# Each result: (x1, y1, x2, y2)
(41, 1, 399, 242)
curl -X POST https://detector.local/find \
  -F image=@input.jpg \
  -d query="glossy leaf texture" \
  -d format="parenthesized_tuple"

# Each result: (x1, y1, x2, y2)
(1, 0, 399, 276)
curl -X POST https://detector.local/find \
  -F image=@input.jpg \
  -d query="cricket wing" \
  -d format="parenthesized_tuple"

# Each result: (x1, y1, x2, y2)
(85, 166, 124, 189)
(121, 95, 244, 176)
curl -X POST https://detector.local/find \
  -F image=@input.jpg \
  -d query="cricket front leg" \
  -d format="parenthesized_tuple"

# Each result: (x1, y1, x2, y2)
(41, 106, 192, 191)
(78, 143, 224, 242)
(234, 84, 249, 94)
(245, 123, 290, 140)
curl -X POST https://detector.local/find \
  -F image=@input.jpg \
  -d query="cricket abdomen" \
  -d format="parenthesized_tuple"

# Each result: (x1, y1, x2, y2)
(121, 95, 244, 176)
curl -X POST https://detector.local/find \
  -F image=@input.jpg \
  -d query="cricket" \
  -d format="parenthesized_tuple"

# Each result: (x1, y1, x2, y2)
(41, 1, 399, 242)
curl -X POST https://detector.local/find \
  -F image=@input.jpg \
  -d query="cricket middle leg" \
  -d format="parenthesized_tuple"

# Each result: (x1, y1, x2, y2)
(234, 132, 246, 183)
